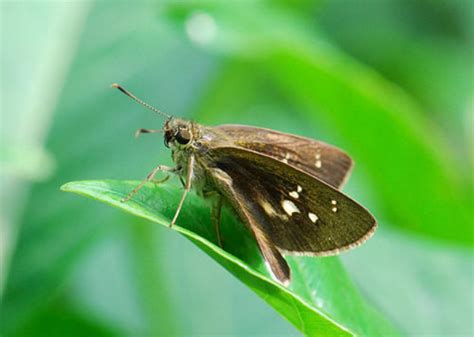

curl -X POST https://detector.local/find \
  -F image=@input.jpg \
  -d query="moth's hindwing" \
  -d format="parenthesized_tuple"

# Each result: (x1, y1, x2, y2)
(209, 147, 377, 257)
(214, 125, 353, 189)
(207, 164, 292, 284)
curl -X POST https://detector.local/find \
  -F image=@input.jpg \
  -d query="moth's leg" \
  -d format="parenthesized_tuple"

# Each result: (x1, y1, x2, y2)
(134, 128, 162, 138)
(211, 195, 223, 248)
(151, 174, 171, 185)
(121, 164, 177, 203)
(170, 154, 195, 227)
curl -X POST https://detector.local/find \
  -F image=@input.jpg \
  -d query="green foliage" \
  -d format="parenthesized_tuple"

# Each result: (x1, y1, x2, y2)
(2, 1, 472, 336)
(61, 180, 399, 337)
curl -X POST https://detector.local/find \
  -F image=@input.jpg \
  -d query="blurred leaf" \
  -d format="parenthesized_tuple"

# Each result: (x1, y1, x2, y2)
(0, 145, 55, 181)
(267, 44, 472, 246)
(9, 297, 123, 337)
(344, 226, 474, 337)
(317, 0, 473, 174)
(61, 180, 400, 337)
(0, 0, 88, 303)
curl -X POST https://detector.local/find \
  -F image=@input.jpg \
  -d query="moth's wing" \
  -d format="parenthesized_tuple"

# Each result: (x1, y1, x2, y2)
(208, 147, 376, 257)
(214, 124, 353, 189)
(208, 167, 291, 285)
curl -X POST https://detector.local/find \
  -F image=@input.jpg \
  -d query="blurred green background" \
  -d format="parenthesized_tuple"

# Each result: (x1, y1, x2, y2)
(1, 1, 473, 336)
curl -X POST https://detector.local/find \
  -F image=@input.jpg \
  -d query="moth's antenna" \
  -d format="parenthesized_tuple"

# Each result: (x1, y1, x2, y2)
(111, 83, 171, 119)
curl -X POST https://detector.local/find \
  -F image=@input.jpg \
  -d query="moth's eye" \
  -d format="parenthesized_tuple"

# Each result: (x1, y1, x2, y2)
(175, 129, 191, 145)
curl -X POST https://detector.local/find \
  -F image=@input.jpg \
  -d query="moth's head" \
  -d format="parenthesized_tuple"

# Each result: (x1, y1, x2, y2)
(111, 84, 194, 149)
(163, 118, 194, 148)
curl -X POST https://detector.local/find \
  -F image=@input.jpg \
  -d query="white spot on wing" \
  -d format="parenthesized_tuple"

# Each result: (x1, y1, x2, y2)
(289, 191, 299, 199)
(315, 151, 322, 168)
(260, 199, 288, 220)
(308, 213, 318, 223)
(282, 153, 291, 164)
(297, 185, 302, 193)
(281, 200, 300, 216)
(332, 207, 338, 213)
(261, 199, 277, 217)
(331, 200, 337, 205)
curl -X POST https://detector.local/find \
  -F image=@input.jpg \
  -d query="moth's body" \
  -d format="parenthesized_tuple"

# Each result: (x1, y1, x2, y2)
(161, 118, 376, 285)
(167, 119, 223, 197)
(113, 84, 377, 286)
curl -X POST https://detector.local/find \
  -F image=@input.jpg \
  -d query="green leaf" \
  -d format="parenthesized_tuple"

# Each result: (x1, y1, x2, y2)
(61, 180, 399, 337)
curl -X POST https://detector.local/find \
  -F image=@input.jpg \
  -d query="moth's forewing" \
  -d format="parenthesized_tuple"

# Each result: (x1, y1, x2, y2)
(214, 125, 353, 189)
(207, 165, 291, 284)
(207, 146, 376, 256)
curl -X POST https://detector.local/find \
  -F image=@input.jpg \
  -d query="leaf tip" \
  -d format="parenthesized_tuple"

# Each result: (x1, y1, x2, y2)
(60, 181, 80, 193)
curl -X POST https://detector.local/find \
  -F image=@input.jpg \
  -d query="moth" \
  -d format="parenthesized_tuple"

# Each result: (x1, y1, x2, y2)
(112, 83, 376, 286)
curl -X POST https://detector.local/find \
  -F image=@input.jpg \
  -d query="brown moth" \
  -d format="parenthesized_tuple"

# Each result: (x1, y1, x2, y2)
(112, 83, 376, 286)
